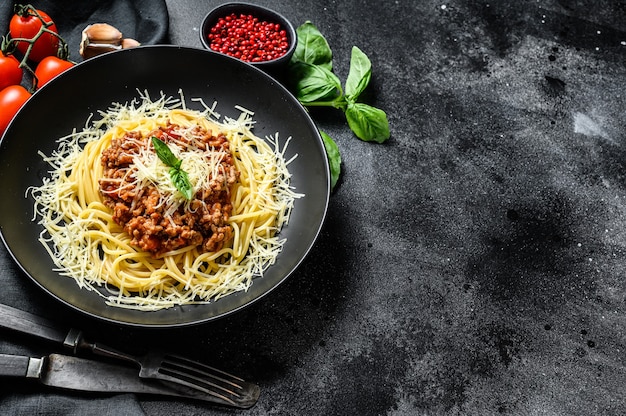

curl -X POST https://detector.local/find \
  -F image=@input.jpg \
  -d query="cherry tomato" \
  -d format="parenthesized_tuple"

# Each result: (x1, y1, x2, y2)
(35, 56, 74, 88)
(0, 85, 31, 136)
(0, 54, 23, 90)
(9, 7, 59, 62)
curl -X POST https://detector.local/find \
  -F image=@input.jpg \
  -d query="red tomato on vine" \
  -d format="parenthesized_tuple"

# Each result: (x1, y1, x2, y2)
(9, 6, 59, 62)
(0, 85, 31, 136)
(35, 56, 74, 87)
(0, 54, 23, 90)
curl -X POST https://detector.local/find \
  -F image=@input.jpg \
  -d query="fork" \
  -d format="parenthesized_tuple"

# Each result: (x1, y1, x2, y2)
(64, 328, 260, 408)
(0, 303, 260, 408)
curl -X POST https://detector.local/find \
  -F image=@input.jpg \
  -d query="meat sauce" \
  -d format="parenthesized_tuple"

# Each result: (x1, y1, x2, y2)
(99, 123, 240, 257)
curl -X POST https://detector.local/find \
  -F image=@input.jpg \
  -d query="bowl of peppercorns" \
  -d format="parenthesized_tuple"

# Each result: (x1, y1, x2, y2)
(200, 2, 297, 74)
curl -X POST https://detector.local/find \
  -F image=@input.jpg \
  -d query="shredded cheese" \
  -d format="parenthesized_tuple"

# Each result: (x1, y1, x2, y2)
(28, 90, 303, 311)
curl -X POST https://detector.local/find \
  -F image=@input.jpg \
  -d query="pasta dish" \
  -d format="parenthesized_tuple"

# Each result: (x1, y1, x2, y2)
(29, 91, 302, 310)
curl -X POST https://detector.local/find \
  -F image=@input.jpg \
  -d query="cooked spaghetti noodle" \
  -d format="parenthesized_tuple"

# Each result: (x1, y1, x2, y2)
(29, 91, 302, 310)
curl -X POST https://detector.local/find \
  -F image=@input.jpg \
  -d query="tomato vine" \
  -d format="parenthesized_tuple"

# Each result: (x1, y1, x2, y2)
(1, 4, 71, 92)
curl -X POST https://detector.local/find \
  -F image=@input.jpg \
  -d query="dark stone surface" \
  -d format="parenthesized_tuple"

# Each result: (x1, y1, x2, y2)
(1, 1, 625, 415)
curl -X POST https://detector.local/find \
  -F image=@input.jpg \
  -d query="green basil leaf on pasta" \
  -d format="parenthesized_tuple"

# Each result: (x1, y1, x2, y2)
(152, 136, 180, 168)
(170, 167, 193, 200)
(152, 136, 193, 199)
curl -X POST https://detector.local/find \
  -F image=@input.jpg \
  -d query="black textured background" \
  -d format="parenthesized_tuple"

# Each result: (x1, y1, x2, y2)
(1, 1, 626, 415)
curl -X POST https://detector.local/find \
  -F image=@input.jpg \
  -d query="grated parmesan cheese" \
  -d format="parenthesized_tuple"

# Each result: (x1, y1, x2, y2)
(28, 90, 303, 311)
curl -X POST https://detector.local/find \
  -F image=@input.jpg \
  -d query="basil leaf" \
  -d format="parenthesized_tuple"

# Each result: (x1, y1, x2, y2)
(345, 102, 390, 143)
(152, 137, 193, 200)
(293, 62, 342, 103)
(345, 46, 372, 102)
(291, 21, 333, 70)
(151, 137, 180, 168)
(170, 167, 193, 200)
(320, 130, 341, 190)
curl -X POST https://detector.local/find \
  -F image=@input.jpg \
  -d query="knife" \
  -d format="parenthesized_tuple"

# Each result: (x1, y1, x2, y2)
(0, 303, 83, 352)
(0, 303, 260, 408)
(0, 352, 232, 402)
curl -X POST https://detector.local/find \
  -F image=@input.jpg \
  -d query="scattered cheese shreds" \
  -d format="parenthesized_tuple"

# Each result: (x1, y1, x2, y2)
(28, 90, 304, 311)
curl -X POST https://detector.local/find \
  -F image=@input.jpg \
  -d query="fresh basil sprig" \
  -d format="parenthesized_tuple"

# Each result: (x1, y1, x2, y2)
(289, 22, 390, 144)
(288, 22, 390, 191)
(151, 137, 193, 200)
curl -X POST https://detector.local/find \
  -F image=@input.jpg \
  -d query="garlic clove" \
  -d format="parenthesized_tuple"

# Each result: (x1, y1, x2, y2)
(121, 38, 141, 49)
(80, 44, 120, 59)
(79, 23, 124, 59)
(82, 23, 123, 45)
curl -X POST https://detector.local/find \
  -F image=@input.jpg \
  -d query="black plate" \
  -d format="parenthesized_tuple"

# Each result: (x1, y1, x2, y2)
(0, 45, 329, 327)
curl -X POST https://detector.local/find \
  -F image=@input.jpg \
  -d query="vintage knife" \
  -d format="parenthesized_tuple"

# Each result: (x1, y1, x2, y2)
(0, 303, 260, 408)
(0, 352, 232, 402)
(0, 303, 80, 350)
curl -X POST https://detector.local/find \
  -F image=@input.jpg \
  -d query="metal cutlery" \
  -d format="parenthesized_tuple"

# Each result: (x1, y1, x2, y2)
(0, 303, 259, 408)
(0, 352, 244, 403)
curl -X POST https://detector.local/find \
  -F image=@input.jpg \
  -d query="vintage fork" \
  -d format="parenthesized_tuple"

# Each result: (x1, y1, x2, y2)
(64, 328, 259, 407)
(0, 303, 259, 408)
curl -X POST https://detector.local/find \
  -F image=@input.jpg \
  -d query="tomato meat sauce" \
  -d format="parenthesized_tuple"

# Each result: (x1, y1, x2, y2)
(207, 13, 289, 62)
(99, 123, 240, 257)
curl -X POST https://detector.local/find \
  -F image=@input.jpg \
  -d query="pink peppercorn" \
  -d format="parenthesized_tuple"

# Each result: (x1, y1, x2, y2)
(207, 13, 290, 62)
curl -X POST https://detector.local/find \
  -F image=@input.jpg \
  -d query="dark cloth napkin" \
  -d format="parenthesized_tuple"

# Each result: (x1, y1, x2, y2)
(0, 2, 169, 414)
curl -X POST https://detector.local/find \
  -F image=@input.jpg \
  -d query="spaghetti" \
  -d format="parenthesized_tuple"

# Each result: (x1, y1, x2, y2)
(29, 91, 302, 310)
